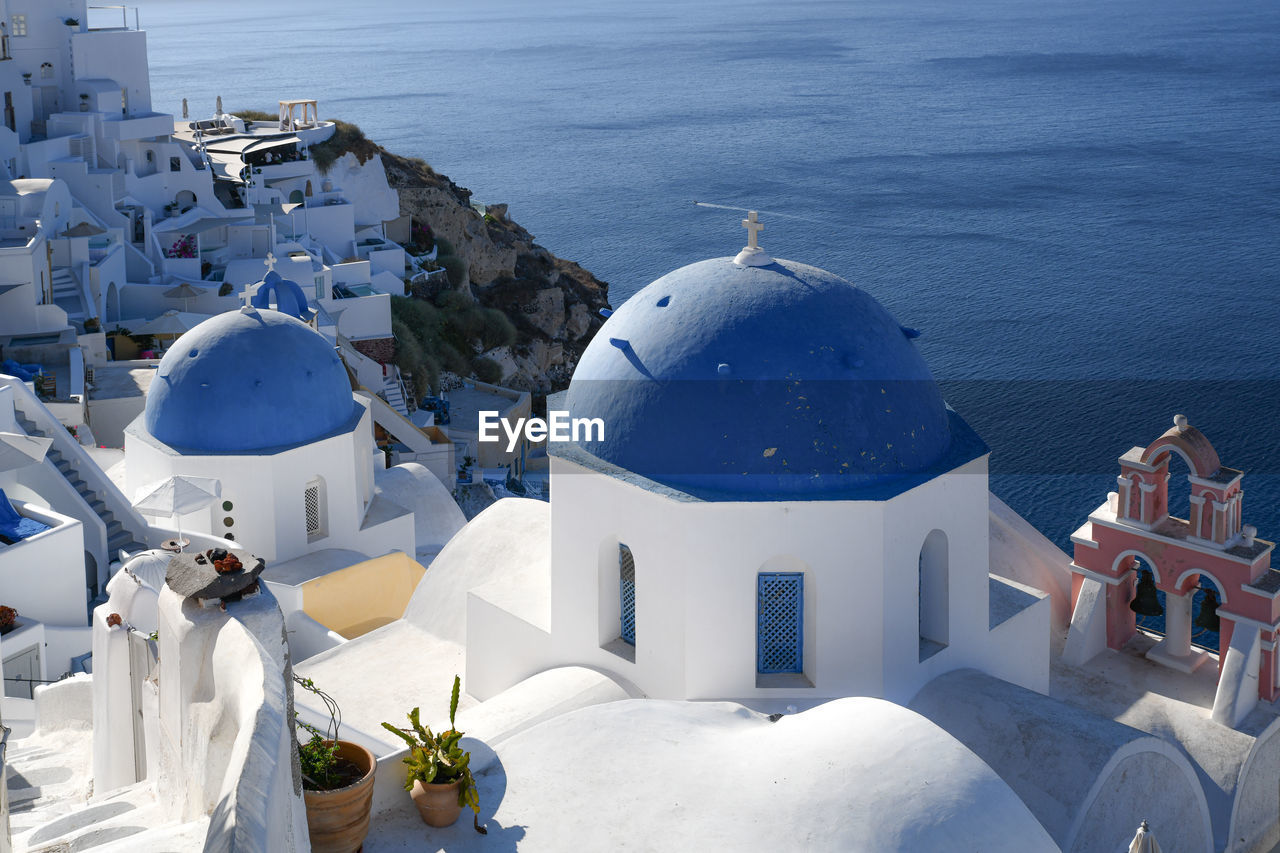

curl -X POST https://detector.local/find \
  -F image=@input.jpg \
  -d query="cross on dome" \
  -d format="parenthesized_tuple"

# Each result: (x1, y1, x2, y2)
(239, 284, 255, 309)
(264, 252, 277, 273)
(734, 210, 773, 268)
(742, 211, 764, 250)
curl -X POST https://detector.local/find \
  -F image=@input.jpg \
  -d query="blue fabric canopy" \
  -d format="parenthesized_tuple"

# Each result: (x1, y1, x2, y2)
(0, 489, 52, 543)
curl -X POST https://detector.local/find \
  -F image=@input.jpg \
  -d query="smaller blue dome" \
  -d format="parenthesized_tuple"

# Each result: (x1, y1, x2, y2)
(144, 308, 357, 453)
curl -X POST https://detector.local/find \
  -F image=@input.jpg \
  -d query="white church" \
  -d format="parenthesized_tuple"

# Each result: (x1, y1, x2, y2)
(0, 2, 1277, 849)
(3, 212, 1278, 852)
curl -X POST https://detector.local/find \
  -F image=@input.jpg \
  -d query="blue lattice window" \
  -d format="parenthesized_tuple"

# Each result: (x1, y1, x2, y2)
(619, 544, 635, 646)
(758, 573, 803, 674)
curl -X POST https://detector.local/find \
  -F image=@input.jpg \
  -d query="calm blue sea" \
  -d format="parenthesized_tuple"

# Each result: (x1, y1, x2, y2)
(131, 0, 1280, 550)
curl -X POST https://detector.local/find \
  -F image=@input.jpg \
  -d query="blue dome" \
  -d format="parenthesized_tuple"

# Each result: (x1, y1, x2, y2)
(144, 308, 357, 453)
(564, 257, 955, 499)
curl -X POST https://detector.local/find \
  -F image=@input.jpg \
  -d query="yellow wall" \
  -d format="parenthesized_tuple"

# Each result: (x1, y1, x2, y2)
(301, 552, 425, 639)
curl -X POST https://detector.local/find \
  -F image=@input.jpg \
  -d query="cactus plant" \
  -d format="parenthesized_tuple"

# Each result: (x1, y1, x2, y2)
(381, 675, 484, 831)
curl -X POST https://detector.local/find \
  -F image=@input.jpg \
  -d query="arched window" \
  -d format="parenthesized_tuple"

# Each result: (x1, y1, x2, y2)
(289, 189, 304, 204)
(304, 180, 313, 197)
(599, 538, 636, 662)
(919, 529, 949, 661)
(41, 62, 53, 80)
(619, 544, 635, 646)
(304, 477, 326, 540)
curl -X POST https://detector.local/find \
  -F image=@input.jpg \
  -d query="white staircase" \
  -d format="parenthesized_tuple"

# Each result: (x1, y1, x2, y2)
(380, 373, 410, 417)
(50, 268, 84, 321)
(13, 407, 148, 561)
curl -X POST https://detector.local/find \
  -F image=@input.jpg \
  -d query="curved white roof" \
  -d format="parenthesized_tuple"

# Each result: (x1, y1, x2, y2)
(460, 696, 1055, 851)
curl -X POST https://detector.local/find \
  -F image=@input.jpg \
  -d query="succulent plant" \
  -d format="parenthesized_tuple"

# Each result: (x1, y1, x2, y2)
(381, 675, 480, 816)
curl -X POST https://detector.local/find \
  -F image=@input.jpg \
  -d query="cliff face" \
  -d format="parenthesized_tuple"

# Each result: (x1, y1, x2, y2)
(380, 149, 611, 394)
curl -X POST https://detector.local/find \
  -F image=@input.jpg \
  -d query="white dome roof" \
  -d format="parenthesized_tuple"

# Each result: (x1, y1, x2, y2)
(468, 695, 1054, 850)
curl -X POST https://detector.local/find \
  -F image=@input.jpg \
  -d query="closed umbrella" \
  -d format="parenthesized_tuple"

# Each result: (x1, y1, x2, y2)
(0, 431, 52, 472)
(133, 475, 221, 552)
(1128, 821, 1161, 853)
(163, 283, 201, 312)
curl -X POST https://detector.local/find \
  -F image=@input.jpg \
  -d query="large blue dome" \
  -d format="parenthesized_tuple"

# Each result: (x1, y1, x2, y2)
(144, 308, 357, 453)
(563, 257, 959, 499)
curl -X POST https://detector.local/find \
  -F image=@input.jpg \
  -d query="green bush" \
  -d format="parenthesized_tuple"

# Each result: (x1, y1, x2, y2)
(471, 356, 504, 385)
(480, 309, 516, 349)
(308, 119, 378, 172)
(391, 292, 516, 391)
(438, 254, 468, 289)
(391, 318, 435, 396)
(231, 108, 276, 123)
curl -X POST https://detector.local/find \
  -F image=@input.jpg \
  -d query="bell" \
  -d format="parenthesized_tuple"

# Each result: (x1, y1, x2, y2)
(1130, 569, 1164, 617)
(1193, 589, 1221, 633)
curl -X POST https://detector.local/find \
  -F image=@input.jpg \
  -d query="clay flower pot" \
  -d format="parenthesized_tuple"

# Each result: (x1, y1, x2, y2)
(303, 740, 376, 853)
(410, 777, 464, 827)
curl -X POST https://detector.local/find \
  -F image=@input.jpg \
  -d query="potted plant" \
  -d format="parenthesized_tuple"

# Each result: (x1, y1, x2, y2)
(294, 676, 376, 853)
(0, 605, 17, 635)
(381, 675, 484, 832)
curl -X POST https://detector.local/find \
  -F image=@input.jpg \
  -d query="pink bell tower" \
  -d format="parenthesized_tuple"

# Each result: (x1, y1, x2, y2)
(1068, 416, 1279, 713)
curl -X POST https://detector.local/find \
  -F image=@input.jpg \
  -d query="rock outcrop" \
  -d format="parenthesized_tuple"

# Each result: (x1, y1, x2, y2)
(380, 150, 612, 394)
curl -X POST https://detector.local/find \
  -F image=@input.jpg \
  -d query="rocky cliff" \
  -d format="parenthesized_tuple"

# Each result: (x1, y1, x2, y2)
(378, 149, 612, 394)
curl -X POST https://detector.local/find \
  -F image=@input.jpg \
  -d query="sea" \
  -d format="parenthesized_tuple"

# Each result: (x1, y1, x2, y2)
(128, 0, 1280, 552)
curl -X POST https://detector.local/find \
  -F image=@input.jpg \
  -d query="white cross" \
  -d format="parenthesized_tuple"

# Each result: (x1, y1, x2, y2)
(239, 285, 254, 308)
(742, 210, 763, 250)
(264, 251, 277, 273)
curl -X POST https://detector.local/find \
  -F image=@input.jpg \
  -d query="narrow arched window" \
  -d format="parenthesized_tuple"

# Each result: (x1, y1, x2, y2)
(619, 544, 635, 646)
(919, 529, 949, 661)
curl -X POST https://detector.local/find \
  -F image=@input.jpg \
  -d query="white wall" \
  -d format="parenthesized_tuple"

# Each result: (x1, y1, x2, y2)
(72, 30, 153, 116)
(0, 501, 84, 625)
(516, 451, 1049, 704)
(124, 399, 414, 564)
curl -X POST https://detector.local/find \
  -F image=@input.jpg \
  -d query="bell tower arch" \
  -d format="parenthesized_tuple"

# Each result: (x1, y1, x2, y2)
(1065, 415, 1278, 727)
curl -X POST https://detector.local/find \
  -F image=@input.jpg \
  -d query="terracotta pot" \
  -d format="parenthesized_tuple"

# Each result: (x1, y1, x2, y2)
(303, 740, 376, 853)
(410, 777, 464, 827)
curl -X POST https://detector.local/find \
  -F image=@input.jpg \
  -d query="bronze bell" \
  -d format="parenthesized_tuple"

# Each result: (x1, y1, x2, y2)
(1193, 589, 1221, 633)
(1130, 569, 1164, 616)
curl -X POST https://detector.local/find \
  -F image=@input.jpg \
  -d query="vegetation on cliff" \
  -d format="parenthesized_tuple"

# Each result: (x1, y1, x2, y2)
(389, 294, 515, 396)
(381, 147, 611, 395)
(234, 108, 612, 397)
